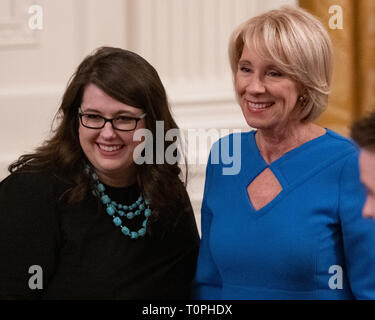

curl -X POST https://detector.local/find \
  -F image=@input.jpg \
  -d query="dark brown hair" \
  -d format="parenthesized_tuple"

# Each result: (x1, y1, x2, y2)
(351, 111, 375, 151)
(9, 47, 189, 228)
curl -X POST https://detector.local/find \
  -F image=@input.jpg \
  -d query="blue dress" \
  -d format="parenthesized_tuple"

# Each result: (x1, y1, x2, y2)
(195, 129, 375, 299)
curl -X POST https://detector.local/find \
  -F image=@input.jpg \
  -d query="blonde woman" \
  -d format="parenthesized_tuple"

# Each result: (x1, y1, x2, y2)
(194, 6, 375, 299)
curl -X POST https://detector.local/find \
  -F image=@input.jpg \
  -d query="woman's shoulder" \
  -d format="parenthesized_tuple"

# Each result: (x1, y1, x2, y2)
(0, 165, 72, 198)
(296, 128, 359, 166)
(209, 130, 253, 156)
(212, 130, 252, 145)
(325, 128, 359, 153)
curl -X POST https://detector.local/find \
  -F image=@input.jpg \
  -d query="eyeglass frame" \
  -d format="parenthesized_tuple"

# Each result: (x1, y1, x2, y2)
(78, 107, 147, 132)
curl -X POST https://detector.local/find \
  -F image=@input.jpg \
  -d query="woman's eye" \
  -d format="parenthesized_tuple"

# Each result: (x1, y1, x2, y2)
(240, 67, 252, 73)
(86, 114, 101, 119)
(267, 70, 282, 77)
(117, 116, 133, 122)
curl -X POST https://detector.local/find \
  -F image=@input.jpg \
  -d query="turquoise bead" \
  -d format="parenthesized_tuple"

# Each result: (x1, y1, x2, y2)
(113, 217, 122, 226)
(131, 232, 138, 239)
(121, 226, 130, 235)
(101, 195, 111, 204)
(90, 175, 152, 240)
(144, 208, 151, 217)
(106, 206, 115, 216)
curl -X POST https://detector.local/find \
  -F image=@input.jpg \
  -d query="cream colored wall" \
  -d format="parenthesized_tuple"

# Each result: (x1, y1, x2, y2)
(0, 0, 127, 177)
(0, 0, 296, 231)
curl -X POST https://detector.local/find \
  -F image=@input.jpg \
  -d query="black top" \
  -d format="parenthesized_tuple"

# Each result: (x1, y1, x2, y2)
(0, 168, 199, 299)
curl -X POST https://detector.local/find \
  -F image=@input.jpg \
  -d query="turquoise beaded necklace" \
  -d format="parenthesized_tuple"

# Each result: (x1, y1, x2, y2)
(90, 171, 151, 239)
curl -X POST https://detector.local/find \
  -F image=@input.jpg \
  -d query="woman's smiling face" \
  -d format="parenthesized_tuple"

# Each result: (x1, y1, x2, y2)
(235, 45, 302, 132)
(78, 84, 146, 186)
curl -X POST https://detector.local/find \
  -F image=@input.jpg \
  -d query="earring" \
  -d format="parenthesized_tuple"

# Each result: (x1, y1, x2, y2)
(298, 94, 307, 106)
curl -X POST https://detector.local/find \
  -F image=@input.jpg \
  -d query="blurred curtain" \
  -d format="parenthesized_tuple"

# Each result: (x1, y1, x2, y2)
(299, 0, 375, 135)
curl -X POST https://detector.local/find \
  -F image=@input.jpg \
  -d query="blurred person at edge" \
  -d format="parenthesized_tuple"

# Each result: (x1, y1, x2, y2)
(194, 6, 375, 299)
(351, 111, 375, 219)
(0, 47, 199, 299)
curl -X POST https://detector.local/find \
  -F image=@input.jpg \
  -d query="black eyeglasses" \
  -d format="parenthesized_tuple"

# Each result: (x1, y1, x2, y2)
(78, 108, 146, 132)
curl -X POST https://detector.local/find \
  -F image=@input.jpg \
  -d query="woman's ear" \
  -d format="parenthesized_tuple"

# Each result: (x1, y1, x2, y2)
(298, 88, 308, 107)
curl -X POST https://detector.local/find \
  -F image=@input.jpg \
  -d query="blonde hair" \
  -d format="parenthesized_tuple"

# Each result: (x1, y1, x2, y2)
(228, 6, 333, 122)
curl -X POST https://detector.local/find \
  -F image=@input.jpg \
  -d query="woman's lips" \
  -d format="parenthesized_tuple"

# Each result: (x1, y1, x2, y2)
(96, 143, 125, 155)
(246, 100, 275, 112)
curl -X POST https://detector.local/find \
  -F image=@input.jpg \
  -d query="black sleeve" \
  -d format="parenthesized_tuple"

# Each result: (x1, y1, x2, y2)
(154, 189, 200, 299)
(131, 188, 200, 300)
(0, 170, 61, 299)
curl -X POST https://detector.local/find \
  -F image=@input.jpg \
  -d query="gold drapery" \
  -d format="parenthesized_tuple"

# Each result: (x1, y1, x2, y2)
(299, 0, 375, 136)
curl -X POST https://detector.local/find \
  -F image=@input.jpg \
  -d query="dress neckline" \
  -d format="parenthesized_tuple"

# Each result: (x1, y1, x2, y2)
(249, 128, 329, 167)
(102, 183, 139, 204)
(240, 128, 331, 216)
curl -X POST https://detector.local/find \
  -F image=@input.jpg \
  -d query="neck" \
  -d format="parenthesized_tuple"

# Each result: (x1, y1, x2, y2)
(255, 122, 325, 164)
(95, 166, 137, 188)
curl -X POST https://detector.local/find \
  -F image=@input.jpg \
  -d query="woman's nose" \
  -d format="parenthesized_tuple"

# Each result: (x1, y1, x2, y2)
(100, 121, 117, 139)
(246, 75, 266, 95)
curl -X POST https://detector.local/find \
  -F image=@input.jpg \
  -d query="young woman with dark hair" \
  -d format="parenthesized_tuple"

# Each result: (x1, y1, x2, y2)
(0, 47, 199, 299)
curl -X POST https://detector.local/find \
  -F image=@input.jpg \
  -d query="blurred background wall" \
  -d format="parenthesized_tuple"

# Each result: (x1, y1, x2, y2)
(300, 0, 375, 134)
(1, 0, 373, 231)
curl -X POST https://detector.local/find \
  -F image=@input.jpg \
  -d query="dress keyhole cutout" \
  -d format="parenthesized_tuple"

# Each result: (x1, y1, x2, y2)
(247, 168, 283, 211)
